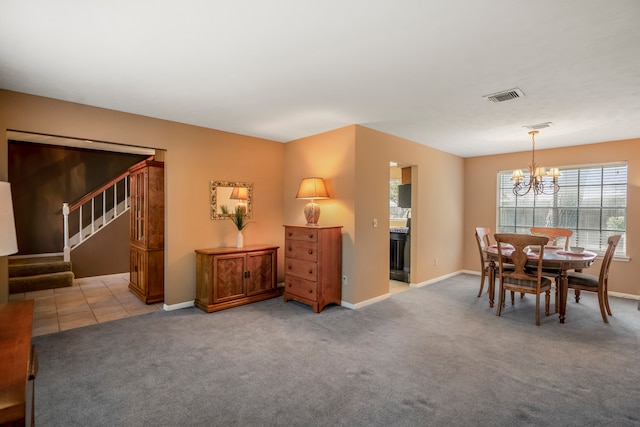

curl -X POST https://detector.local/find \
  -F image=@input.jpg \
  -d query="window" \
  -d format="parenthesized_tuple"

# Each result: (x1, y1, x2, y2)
(497, 163, 627, 255)
(390, 178, 411, 220)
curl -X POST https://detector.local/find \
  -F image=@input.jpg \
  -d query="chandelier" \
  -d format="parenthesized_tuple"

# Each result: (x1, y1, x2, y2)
(511, 130, 561, 196)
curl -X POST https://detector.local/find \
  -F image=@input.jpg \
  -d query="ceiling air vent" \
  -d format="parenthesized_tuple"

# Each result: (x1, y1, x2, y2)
(483, 88, 525, 103)
(523, 122, 553, 130)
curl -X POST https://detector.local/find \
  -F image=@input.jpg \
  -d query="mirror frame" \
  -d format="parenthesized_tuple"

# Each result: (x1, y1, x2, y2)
(210, 180, 253, 220)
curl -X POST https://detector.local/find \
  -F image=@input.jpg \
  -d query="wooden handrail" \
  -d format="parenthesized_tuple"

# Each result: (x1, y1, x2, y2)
(67, 156, 152, 213)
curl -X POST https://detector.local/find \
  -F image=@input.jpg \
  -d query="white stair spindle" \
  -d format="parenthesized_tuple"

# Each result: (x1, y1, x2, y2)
(113, 182, 118, 217)
(102, 190, 107, 227)
(79, 205, 83, 243)
(91, 199, 95, 234)
(63, 203, 70, 262)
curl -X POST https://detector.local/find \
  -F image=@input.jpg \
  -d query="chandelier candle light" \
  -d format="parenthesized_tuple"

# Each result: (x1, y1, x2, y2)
(296, 177, 330, 226)
(511, 130, 561, 196)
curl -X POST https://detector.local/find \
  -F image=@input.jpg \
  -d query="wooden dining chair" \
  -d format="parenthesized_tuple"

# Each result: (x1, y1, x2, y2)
(474, 227, 492, 297)
(530, 227, 572, 249)
(494, 233, 552, 325)
(567, 234, 621, 323)
(530, 227, 573, 311)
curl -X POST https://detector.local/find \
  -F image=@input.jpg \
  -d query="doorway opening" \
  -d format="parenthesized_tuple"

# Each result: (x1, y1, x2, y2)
(389, 162, 412, 294)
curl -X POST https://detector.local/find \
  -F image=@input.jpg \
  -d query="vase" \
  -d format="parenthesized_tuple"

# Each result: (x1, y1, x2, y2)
(236, 230, 244, 248)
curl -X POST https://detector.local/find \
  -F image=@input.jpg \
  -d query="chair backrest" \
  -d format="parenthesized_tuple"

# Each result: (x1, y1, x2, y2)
(599, 234, 622, 284)
(494, 233, 549, 282)
(530, 227, 573, 249)
(475, 227, 491, 265)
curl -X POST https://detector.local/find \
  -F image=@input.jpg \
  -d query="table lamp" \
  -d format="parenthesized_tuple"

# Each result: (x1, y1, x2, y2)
(229, 186, 248, 214)
(296, 177, 329, 226)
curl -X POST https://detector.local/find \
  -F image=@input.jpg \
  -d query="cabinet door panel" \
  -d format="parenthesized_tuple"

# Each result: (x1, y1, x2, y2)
(213, 254, 246, 302)
(130, 248, 147, 293)
(246, 250, 275, 296)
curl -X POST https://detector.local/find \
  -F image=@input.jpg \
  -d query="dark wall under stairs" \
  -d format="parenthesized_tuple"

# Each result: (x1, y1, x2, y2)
(71, 212, 130, 278)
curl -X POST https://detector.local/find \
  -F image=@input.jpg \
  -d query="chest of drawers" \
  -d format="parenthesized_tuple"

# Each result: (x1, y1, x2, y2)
(283, 225, 342, 313)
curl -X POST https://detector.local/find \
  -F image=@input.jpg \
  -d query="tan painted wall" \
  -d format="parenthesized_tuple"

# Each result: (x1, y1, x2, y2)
(283, 126, 357, 301)
(0, 90, 285, 305)
(283, 125, 465, 306)
(354, 126, 465, 303)
(463, 138, 640, 297)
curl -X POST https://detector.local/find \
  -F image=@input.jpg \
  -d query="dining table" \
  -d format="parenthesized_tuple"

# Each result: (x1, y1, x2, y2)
(484, 244, 597, 323)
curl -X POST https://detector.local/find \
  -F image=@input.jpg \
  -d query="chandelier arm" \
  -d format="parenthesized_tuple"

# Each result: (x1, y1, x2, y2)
(512, 130, 560, 197)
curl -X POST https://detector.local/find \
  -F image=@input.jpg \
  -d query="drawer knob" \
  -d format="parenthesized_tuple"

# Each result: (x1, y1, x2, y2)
(288, 246, 292, 251)
(308, 249, 313, 255)
(308, 234, 313, 239)
(288, 265, 292, 270)
(308, 288, 313, 293)
(288, 232, 293, 237)
(288, 283, 292, 287)
(308, 269, 313, 274)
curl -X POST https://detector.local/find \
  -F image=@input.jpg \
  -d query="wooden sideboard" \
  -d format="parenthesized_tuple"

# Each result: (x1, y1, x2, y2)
(283, 225, 342, 313)
(0, 300, 37, 427)
(195, 245, 280, 312)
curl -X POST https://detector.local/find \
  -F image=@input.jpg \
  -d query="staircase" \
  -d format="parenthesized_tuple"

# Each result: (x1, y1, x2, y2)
(8, 158, 151, 294)
(8, 255, 74, 294)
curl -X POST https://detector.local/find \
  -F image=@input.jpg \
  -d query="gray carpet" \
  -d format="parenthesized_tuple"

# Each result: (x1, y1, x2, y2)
(32, 274, 640, 426)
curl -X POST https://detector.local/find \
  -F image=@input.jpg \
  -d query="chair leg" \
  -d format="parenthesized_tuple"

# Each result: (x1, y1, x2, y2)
(603, 282, 612, 316)
(497, 285, 504, 317)
(604, 290, 612, 316)
(597, 288, 609, 323)
(478, 267, 486, 297)
(535, 294, 541, 326)
(574, 289, 581, 303)
(545, 290, 550, 316)
(511, 291, 515, 305)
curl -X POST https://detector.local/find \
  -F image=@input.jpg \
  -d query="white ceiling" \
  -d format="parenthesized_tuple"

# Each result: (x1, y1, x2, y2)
(1, 0, 639, 158)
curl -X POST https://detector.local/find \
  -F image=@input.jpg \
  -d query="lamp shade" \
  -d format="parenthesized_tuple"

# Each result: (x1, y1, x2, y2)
(0, 182, 18, 256)
(295, 177, 329, 200)
(230, 187, 248, 200)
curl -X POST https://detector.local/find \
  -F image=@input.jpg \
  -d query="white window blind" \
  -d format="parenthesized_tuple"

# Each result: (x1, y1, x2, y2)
(497, 163, 627, 255)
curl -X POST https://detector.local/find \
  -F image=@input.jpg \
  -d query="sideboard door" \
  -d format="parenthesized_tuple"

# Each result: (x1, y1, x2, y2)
(246, 249, 277, 297)
(213, 253, 246, 303)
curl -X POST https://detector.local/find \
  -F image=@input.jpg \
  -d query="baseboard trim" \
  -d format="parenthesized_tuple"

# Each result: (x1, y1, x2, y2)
(608, 291, 640, 301)
(341, 293, 390, 310)
(412, 270, 466, 288)
(163, 300, 195, 311)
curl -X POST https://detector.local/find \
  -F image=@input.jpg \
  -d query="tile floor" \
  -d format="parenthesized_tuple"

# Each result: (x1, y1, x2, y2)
(9, 273, 162, 337)
(9, 275, 408, 337)
(390, 279, 410, 294)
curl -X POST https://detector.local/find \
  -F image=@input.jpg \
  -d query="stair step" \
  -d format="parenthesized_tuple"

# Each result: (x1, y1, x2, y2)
(9, 271, 75, 294)
(9, 259, 72, 278)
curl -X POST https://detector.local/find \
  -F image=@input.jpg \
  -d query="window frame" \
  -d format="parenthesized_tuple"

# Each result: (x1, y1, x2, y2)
(496, 161, 628, 258)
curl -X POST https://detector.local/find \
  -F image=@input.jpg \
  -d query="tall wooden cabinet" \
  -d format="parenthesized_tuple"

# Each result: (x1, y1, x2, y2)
(195, 245, 280, 312)
(283, 225, 342, 313)
(128, 159, 164, 304)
